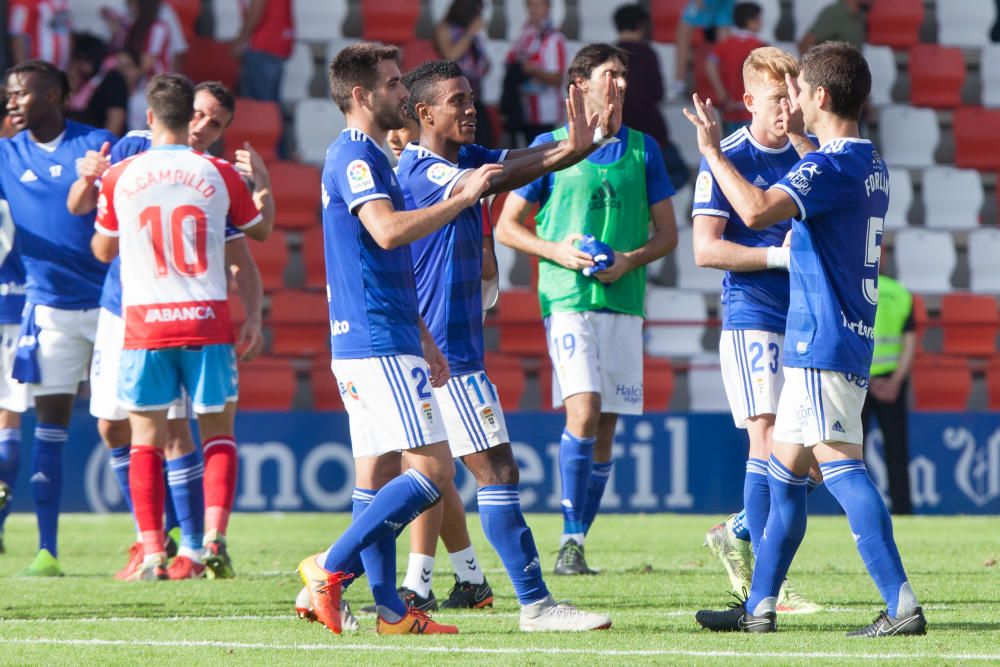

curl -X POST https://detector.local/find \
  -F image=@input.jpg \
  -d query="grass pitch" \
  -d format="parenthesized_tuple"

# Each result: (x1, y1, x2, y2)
(0, 512, 997, 665)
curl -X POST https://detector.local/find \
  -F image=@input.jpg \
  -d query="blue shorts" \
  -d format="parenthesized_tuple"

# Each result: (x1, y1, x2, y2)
(683, 0, 735, 28)
(119, 344, 238, 414)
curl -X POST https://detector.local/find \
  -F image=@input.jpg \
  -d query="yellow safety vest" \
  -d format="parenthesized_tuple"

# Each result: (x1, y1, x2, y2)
(870, 275, 913, 376)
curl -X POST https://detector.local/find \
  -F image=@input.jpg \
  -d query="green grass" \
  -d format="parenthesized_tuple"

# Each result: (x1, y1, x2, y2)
(0, 513, 998, 665)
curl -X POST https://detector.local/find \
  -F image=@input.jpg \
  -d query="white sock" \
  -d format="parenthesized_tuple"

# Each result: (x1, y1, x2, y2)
(448, 546, 485, 585)
(178, 546, 202, 564)
(560, 533, 585, 547)
(401, 552, 435, 598)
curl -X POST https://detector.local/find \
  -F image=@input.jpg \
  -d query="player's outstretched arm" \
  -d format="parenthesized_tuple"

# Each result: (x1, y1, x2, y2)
(234, 142, 274, 241)
(67, 142, 111, 215)
(358, 163, 502, 249)
(493, 192, 594, 270)
(592, 198, 678, 284)
(692, 215, 788, 271)
(226, 237, 265, 361)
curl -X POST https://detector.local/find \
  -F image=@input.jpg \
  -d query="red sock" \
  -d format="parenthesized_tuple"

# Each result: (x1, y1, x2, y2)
(203, 436, 238, 537)
(129, 444, 165, 558)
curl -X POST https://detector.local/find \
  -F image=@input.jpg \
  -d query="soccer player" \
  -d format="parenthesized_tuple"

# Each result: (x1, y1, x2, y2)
(687, 41, 926, 636)
(495, 43, 678, 575)
(0, 59, 116, 576)
(91, 73, 262, 581)
(693, 46, 820, 613)
(294, 42, 501, 636)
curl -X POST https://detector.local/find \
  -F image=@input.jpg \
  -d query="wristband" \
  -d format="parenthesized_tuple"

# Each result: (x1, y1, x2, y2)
(766, 246, 790, 270)
(592, 127, 616, 147)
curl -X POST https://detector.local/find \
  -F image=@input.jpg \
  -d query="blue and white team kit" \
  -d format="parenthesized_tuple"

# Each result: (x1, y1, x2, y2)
(0, 199, 29, 413)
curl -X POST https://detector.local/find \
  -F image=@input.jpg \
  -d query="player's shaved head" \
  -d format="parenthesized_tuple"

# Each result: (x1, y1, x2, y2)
(146, 74, 195, 130)
(402, 60, 465, 122)
(5, 59, 70, 102)
(743, 46, 798, 92)
(329, 42, 402, 113)
(800, 41, 871, 121)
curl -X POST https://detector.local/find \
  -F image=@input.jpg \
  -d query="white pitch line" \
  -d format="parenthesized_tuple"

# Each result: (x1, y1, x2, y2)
(0, 638, 998, 661)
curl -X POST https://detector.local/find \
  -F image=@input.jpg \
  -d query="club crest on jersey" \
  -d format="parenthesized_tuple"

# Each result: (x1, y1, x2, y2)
(144, 305, 216, 323)
(787, 162, 822, 195)
(347, 159, 375, 193)
(694, 171, 713, 203)
(426, 163, 458, 186)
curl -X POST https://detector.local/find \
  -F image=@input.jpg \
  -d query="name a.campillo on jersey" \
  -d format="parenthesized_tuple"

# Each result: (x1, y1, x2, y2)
(144, 305, 217, 322)
(120, 170, 217, 200)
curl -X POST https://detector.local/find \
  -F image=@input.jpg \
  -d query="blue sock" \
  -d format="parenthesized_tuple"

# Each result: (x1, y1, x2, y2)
(163, 463, 180, 535)
(559, 429, 595, 539)
(478, 485, 550, 605)
(743, 457, 769, 553)
(165, 451, 205, 551)
(730, 508, 751, 542)
(582, 461, 613, 535)
(820, 460, 916, 617)
(808, 476, 822, 494)
(0, 429, 21, 533)
(746, 456, 809, 615)
(339, 487, 375, 591)
(108, 445, 133, 514)
(31, 424, 67, 557)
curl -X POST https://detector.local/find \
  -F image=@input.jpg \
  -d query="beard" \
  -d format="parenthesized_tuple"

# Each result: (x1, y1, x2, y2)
(374, 100, 406, 132)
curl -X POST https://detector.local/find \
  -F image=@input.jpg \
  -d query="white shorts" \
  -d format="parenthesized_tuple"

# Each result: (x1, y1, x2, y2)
(331, 354, 448, 458)
(90, 308, 187, 420)
(33, 305, 99, 396)
(719, 329, 784, 427)
(773, 367, 869, 447)
(545, 310, 644, 415)
(0, 323, 30, 412)
(434, 370, 510, 458)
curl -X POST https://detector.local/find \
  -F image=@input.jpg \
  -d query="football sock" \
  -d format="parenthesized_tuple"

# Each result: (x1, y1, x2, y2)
(203, 436, 238, 540)
(743, 457, 769, 551)
(820, 460, 916, 617)
(747, 456, 809, 616)
(559, 428, 594, 544)
(730, 508, 751, 542)
(338, 487, 375, 590)
(449, 545, 485, 585)
(402, 552, 435, 598)
(478, 485, 549, 606)
(582, 460, 613, 535)
(130, 444, 166, 558)
(164, 463, 180, 536)
(31, 424, 67, 557)
(166, 450, 205, 552)
(107, 445, 133, 515)
(807, 475, 822, 493)
(0, 428, 21, 532)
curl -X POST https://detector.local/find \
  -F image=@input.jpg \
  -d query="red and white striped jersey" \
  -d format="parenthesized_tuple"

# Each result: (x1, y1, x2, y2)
(95, 146, 261, 350)
(145, 19, 176, 76)
(9, 0, 71, 69)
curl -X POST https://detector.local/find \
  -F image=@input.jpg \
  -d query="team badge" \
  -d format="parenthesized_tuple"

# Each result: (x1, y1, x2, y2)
(347, 159, 375, 193)
(694, 171, 713, 203)
(480, 406, 499, 432)
(427, 162, 458, 186)
(422, 402, 435, 423)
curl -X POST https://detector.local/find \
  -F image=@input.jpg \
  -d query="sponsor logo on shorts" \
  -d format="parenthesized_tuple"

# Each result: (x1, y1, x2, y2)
(616, 383, 643, 405)
(480, 406, 497, 429)
(831, 420, 846, 434)
(339, 381, 359, 400)
(144, 306, 215, 323)
(843, 372, 870, 390)
(422, 401, 434, 423)
(331, 319, 350, 336)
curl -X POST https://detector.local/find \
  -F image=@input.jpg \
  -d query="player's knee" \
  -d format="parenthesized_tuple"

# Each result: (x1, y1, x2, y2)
(421, 454, 457, 491)
(98, 418, 131, 448)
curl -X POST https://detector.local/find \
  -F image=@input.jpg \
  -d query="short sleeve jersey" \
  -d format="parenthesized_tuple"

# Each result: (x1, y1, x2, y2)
(322, 129, 422, 359)
(397, 142, 506, 375)
(692, 127, 798, 334)
(0, 120, 115, 309)
(772, 138, 889, 378)
(95, 146, 261, 349)
(0, 197, 27, 324)
(9, 0, 71, 69)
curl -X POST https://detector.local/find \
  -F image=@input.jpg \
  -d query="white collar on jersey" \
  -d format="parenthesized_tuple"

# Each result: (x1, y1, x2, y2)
(342, 127, 377, 146)
(740, 126, 795, 155)
(30, 129, 66, 153)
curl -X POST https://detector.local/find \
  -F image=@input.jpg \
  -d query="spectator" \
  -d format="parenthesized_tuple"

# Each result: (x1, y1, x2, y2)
(102, 0, 187, 71)
(705, 2, 767, 135)
(671, 0, 734, 101)
(234, 0, 294, 103)
(614, 3, 689, 189)
(119, 0, 176, 78)
(8, 0, 72, 69)
(433, 0, 494, 146)
(798, 0, 870, 53)
(66, 33, 129, 137)
(504, 0, 567, 146)
(115, 49, 148, 131)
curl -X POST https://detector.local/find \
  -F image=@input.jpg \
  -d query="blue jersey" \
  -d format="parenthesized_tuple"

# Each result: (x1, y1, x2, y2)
(99, 131, 244, 316)
(0, 199, 26, 324)
(772, 138, 890, 378)
(692, 127, 798, 334)
(397, 143, 507, 375)
(322, 128, 421, 359)
(0, 120, 115, 309)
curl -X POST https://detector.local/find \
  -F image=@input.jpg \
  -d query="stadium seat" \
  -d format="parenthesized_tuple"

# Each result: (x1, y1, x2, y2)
(183, 37, 239, 91)
(302, 227, 327, 289)
(649, 0, 686, 43)
(495, 289, 547, 356)
(481, 40, 512, 106)
(675, 227, 721, 292)
(294, 99, 347, 166)
(986, 358, 1000, 410)
(968, 227, 1000, 293)
(911, 292, 929, 343)
(238, 358, 297, 411)
(402, 40, 440, 73)
(687, 353, 730, 412)
(212, 0, 242, 40)
(884, 168, 912, 229)
(864, 45, 897, 107)
(981, 45, 1000, 108)
(223, 98, 282, 163)
(878, 105, 939, 167)
(268, 161, 322, 230)
(505, 0, 566, 39)
(295, 1, 348, 42)
(792, 0, 828, 40)
(484, 353, 526, 411)
(280, 42, 315, 104)
(252, 230, 289, 292)
(953, 106, 1000, 171)
(921, 166, 983, 229)
(893, 229, 956, 293)
(536, 356, 558, 411)
(866, 0, 924, 49)
(310, 360, 346, 411)
(940, 293, 1000, 357)
(937, 0, 996, 47)
(645, 288, 708, 357)
(908, 44, 965, 109)
(493, 236, 518, 290)
(911, 355, 972, 411)
(577, 4, 619, 43)
(268, 290, 330, 357)
(361, 1, 421, 44)
(325, 38, 363, 66)
(662, 104, 702, 167)
(643, 356, 675, 410)
(166, 0, 201, 41)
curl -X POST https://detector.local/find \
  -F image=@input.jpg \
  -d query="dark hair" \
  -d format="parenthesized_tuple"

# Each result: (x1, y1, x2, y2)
(444, 0, 483, 29)
(613, 4, 649, 33)
(146, 73, 194, 129)
(125, 0, 162, 66)
(800, 41, 870, 121)
(402, 60, 465, 121)
(194, 80, 236, 116)
(733, 2, 761, 29)
(70, 32, 109, 74)
(567, 43, 628, 87)
(329, 42, 402, 112)
(5, 59, 70, 101)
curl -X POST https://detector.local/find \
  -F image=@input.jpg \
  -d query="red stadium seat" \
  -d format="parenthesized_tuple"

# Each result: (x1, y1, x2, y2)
(301, 227, 327, 289)
(166, 0, 202, 42)
(402, 40, 439, 72)
(496, 289, 547, 357)
(908, 44, 966, 109)
(238, 357, 297, 410)
(267, 289, 329, 357)
(268, 161, 322, 230)
(484, 353, 526, 411)
(911, 293, 929, 350)
(310, 360, 346, 411)
(953, 106, 1000, 170)
(939, 293, 1000, 357)
(183, 37, 239, 91)
(867, 0, 924, 49)
(649, 0, 687, 43)
(911, 355, 972, 410)
(223, 98, 282, 164)
(986, 358, 1000, 410)
(643, 356, 674, 411)
(252, 230, 288, 292)
(537, 355, 557, 412)
(361, 1, 420, 45)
